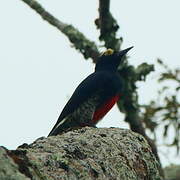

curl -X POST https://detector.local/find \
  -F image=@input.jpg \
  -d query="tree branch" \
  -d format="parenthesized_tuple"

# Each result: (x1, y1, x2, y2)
(21, 0, 100, 62)
(117, 64, 164, 177)
(95, 0, 122, 50)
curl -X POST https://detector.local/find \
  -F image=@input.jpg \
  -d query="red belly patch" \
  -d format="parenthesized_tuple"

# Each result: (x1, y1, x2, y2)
(92, 95, 120, 124)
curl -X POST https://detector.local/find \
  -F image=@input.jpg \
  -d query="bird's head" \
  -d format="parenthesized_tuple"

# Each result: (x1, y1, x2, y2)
(95, 47, 133, 72)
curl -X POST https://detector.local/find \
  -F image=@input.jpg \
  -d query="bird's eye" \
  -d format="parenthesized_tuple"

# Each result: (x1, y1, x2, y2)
(101, 48, 114, 56)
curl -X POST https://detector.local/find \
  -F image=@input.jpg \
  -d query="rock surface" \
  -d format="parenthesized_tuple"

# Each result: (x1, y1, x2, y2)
(0, 127, 162, 180)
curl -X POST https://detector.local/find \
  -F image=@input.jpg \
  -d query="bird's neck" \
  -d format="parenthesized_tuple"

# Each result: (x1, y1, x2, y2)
(95, 68, 116, 72)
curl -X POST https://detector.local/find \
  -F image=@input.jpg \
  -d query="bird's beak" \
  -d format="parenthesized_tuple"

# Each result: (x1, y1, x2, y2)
(117, 46, 133, 57)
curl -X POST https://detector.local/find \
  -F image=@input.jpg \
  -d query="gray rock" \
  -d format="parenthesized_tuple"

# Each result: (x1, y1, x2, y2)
(0, 147, 30, 180)
(0, 127, 162, 180)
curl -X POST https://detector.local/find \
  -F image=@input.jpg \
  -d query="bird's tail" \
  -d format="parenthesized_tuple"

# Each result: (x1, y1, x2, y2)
(48, 118, 80, 136)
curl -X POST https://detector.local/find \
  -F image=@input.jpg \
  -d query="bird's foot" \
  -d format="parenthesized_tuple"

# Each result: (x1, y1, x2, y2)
(78, 122, 97, 128)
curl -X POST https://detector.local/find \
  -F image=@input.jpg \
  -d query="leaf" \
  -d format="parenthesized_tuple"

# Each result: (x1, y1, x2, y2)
(135, 63, 154, 81)
(157, 59, 163, 64)
(163, 124, 169, 137)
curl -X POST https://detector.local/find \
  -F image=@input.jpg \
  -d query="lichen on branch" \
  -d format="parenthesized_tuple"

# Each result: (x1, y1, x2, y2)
(96, 0, 122, 50)
(21, 0, 100, 62)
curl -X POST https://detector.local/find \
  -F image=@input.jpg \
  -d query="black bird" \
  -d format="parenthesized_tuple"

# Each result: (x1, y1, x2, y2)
(48, 47, 133, 136)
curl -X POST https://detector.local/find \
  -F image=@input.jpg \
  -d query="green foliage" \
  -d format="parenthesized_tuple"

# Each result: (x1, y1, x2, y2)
(135, 63, 154, 81)
(117, 62, 154, 115)
(141, 60, 180, 153)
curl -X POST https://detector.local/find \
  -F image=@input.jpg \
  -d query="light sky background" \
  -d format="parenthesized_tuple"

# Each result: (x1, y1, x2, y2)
(0, 0, 179, 167)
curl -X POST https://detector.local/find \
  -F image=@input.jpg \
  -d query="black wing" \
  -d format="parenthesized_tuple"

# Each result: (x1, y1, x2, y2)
(48, 71, 121, 136)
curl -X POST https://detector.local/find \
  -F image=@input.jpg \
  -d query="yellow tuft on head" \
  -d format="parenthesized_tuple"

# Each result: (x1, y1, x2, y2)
(101, 48, 114, 56)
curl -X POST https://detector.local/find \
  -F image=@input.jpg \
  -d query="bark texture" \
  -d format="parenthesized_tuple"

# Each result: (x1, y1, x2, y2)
(0, 127, 162, 180)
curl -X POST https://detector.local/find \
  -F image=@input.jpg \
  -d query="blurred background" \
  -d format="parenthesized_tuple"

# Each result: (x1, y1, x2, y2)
(0, 0, 179, 171)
